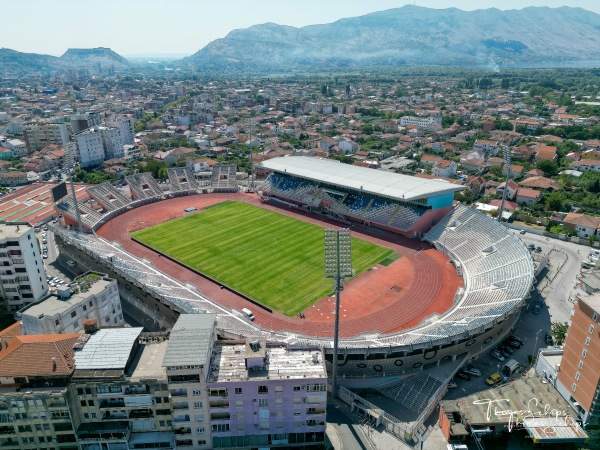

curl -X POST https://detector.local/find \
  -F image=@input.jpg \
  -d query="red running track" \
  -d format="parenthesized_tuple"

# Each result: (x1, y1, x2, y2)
(97, 193, 462, 339)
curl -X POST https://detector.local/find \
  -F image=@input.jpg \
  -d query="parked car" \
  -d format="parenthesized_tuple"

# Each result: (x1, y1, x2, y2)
(485, 373, 502, 386)
(496, 347, 510, 358)
(509, 335, 524, 345)
(491, 350, 505, 361)
(536, 246, 542, 253)
(456, 371, 471, 381)
(499, 345, 515, 355)
(520, 230, 526, 235)
(464, 367, 481, 376)
(528, 243, 535, 250)
(42, 254, 48, 259)
(505, 339, 521, 349)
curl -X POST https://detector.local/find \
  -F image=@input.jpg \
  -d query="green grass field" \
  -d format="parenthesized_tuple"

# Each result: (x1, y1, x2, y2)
(132, 201, 397, 316)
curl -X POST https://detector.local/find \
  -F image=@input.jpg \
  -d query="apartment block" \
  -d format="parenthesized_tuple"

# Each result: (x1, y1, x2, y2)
(0, 329, 82, 449)
(17, 272, 124, 335)
(162, 314, 216, 449)
(557, 293, 600, 425)
(206, 339, 327, 449)
(75, 128, 105, 168)
(0, 224, 48, 312)
(69, 327, 175, 449)
(70, 112, 101, 135)
(22, 123, 70, 152)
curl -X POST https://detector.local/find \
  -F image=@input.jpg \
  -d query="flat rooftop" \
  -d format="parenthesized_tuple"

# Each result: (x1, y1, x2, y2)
(20, 278, 113, 318)
(260, 156, 465, 201)
(128, 341, 168, 382)
(0, 223, 30, 239)
(207, 344, 326, 383)
(580, 292, 600, 314)
(443, 377, 575, 427)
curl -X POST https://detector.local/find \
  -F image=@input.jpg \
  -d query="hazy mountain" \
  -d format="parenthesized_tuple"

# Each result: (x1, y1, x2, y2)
(0, 47, 130, 76)
(60, 47, 130, 69)
(182, 6, 600, 71)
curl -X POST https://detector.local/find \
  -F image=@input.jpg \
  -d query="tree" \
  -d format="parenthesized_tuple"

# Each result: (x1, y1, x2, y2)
(551, 322, 568, 345)
(536, 160, 559, 177)
(545, 192, 564, 212)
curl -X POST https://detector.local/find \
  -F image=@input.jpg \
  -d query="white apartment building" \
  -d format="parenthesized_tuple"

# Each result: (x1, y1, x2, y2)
(399, 116, 442, 132)
(75, 128, 105, 168)
(70, 112, 101, 135)
(163, 314, 216, 449)
(123, 144, 140, 163)
(17, 272, 124, 335)
(0, 224, 48, 312)
(22, 123, 70, 152)
(99, 126, 124, 159)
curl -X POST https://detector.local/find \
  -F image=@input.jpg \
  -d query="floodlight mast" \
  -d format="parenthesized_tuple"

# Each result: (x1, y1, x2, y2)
(65, 143, 84, 233)
(324, 228, 352, 398)
(497, 146, 511, 223)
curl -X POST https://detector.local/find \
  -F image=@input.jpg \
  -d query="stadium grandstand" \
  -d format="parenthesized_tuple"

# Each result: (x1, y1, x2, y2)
(125, 172, 164, 200)
(258, 156, 466, 236)
(211, 164, 238, 191)
(167, 167, 199, 193)
(87, 182, 131, 211)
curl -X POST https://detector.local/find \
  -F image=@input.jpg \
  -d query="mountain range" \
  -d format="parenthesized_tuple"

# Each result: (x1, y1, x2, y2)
(3, 6, 600, 76)
(0, 47, 130, 77)
(182, 6, 600, 71)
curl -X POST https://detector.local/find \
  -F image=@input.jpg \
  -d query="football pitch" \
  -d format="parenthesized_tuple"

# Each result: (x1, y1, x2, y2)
(131, 201, 397, 316)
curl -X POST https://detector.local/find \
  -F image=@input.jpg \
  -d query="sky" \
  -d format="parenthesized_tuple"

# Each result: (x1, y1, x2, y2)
(5, 0, 600, 57)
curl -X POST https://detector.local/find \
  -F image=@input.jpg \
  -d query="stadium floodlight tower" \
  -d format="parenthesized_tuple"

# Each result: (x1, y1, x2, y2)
(324, 228, 352, 398)
(497, 146, 511, 223)
(65, 142, 84, 233)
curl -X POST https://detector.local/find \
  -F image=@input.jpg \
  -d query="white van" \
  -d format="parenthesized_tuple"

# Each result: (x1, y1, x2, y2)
(241, 308, 255, 321)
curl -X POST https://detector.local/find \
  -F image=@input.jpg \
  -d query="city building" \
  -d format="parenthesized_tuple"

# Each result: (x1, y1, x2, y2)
(70, 112, 101, 135)
(0, 224, 48, 312)
(162, 314, 216, 449)
(17, 272, 124, 335)
(75, 128, 105, 168)
(0, 330, 82, 449)
(556, 293, 600, 425)
(22, 123, 70, 152)
(99, 126, 124, 160)
(206, 338, 327, 448)
(68, 326, 174, 450)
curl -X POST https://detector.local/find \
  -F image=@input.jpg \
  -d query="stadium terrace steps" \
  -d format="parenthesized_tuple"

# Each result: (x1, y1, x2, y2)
(56, 196, 104, 228)
(126, 172, 163, 199)
(168, 167, 199, 192)
(88, 182, 131, 211)
(211, 164, 237, 189)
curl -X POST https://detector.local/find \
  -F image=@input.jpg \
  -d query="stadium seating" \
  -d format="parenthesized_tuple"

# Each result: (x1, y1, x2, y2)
(88, 182, 131, 211)
(211, 165, 237, 189)
(375, 373, 443, 414)
(56, 196, 104, 229)
(126, 172, 164, 199)
(168, 167, 199, 192)
(388, 205, 426, 231)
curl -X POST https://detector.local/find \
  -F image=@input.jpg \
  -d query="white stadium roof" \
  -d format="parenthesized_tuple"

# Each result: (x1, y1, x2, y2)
(259, 156, 465, 201)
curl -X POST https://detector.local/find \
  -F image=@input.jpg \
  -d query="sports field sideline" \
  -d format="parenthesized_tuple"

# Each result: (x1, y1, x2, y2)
(132, 201, 397, 316)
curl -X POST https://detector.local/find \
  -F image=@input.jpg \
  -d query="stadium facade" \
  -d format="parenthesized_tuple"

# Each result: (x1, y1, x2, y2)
(49, 157, 534, 381)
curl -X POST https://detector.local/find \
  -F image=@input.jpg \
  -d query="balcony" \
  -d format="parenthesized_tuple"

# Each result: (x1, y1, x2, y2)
(124, 386, 148, 395)
(128, 409, 154, 419)
(99, 399, 125, 409)
(172, 415, 191, 424)
(102, 411, 127, 421)
(174, 427, 192, 435)
(175, 439, 193, 447)
(208, 400, 229, 409)
(209, 412, 230, 422)
(172, 403, 189, 410)
(76, 421, 130, 443)
(307, 408, 326, 416)
(170, 389, 187, 397)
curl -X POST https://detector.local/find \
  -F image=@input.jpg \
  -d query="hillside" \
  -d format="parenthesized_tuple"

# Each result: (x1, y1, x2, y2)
(182, 6, 600, 72)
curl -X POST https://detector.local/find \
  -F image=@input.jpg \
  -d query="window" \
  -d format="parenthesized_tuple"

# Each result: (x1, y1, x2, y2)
(293, 385, 301, 391)
(80, 400, 86, 407)
(258, 398, 268, 407)
(594, 313, 598, 322)
(582, 349, 587, 358)
(194, 402, 203, 409)
(235, 387, 242, 395)
(572, 383, 577, 392)
(586, 337, 591, 346)
(237, 424, 245, 430)
(192, 390, 201, 396)
(306, 383, 326, 392)
(275, 385, 283, 392)
(196, 427, 204, 434)
(209, 388, 227, 398)
(91, 412, 96, 419)
(294, 409, 301, 416)
(590, 325, 595, 334)
(236, 412, 244, 420)
(575, 372, 580, 381)
(275, 398, 283, 404)
(235, 400, 243, 407)
(198, 440, 206, 446)
(211, 424, 230, 433)
(579, 360, 584, 369)
(70, 311, 77, 318)
(293, 397, 301, 404)
(258, 385, 268, 394)
(276, 421, 284, 428)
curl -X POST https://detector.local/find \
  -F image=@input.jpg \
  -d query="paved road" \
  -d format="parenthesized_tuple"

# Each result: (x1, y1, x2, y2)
(41, 229, 74, 282)
(327, 404, 375, 450)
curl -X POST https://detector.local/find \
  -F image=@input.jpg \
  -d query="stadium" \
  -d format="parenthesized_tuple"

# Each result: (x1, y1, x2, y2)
(52, 157, 534, 387)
